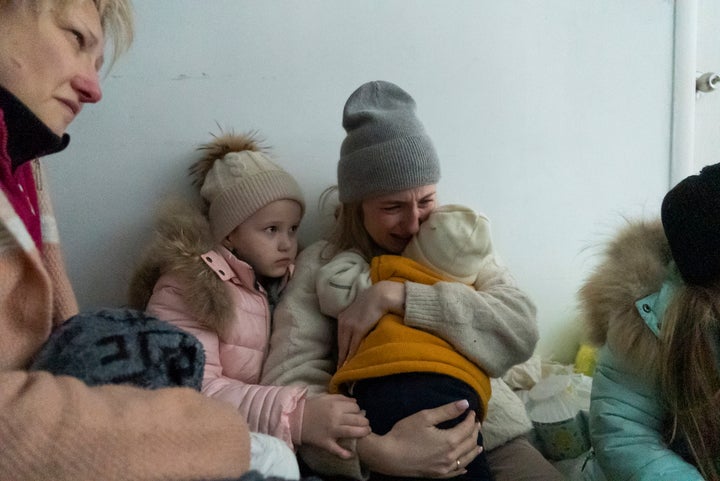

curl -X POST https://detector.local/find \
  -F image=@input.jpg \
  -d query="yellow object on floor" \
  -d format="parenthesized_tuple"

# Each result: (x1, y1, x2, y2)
(573, 344, 598, 376)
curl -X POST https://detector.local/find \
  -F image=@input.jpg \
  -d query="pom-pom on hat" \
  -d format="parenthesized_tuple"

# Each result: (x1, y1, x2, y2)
(661, 161, 720, 286)
(402, 204, 493, 284)
(337, 81, 441, 203)
(190, 131, 305, 242)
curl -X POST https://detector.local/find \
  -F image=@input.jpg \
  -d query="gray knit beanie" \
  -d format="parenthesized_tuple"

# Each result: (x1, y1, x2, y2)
(337, 81, 441, 203)
(191, 132, 305, 242)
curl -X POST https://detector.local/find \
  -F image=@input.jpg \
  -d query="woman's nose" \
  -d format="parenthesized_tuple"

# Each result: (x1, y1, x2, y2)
(72, 68, 102, 103)
(404, 207, 422, 235)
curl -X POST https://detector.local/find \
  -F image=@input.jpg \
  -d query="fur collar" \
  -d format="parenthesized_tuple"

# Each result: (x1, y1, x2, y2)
(578, 220, 673, 373)
(127, 198, 234, 334)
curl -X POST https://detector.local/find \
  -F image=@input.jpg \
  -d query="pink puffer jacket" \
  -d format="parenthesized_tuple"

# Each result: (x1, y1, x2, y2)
(130, 201, 307, 449)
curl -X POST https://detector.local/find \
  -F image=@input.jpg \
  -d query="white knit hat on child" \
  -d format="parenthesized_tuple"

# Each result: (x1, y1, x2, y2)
(190, 132, 305, 242)
(402, 204, 493, 284)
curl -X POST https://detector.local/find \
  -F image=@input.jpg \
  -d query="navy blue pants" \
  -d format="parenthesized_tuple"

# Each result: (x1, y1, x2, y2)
(352, 372, 494, 481)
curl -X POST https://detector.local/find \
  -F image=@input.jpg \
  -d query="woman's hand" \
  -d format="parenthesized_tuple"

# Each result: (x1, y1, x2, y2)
(356, 399, 482, 478)
(301, 393, 371, 458)
(337, 280, 405, 366)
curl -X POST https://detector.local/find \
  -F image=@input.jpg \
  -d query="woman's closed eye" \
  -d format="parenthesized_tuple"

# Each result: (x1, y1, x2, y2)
(67, 29, 86, 48)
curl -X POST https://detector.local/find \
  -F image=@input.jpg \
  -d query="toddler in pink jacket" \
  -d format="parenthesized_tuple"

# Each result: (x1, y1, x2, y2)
(129, 131, 370, 469)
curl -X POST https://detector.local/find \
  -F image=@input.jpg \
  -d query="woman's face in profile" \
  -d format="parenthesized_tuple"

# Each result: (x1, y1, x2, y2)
(361, 184, 437, 254)
(0, 0, 105, 135)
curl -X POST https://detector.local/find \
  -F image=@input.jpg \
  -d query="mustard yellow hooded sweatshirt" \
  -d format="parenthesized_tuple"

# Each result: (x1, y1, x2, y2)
(329, 254, 491, 419)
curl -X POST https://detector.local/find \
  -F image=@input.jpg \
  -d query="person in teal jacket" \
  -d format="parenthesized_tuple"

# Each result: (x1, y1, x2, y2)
(579, 162, 720, 480)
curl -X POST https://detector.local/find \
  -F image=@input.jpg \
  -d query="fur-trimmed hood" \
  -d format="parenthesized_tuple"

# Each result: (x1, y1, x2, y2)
(578, 220, 674, 372)
(128, 198, 235, 335)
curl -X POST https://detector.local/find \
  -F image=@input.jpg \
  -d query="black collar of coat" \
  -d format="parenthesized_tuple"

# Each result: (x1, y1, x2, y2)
(0, 85, 70, 170)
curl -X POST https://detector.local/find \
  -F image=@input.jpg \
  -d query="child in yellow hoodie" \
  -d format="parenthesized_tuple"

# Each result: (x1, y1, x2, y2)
(317, 204, 497, 481)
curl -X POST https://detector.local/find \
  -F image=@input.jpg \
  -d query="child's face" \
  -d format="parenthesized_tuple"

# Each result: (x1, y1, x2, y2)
(224, 199, 302, 280)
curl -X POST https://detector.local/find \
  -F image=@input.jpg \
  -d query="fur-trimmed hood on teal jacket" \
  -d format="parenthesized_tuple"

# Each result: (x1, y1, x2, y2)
(578, 220, 703, 481)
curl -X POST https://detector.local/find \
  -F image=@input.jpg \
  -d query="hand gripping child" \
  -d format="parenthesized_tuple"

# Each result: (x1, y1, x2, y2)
(317, 203, 498, 481)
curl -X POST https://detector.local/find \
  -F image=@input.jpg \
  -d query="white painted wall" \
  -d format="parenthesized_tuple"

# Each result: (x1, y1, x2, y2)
(46, 1, 676, 363)
(695, 0, 720, 172)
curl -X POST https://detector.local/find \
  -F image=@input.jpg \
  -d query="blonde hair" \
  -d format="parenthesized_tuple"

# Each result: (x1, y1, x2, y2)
(319, 186, 376, 262)
(90, 0, 134, 64)
(660, 283, 720, 479)
(1, 0, 134, 66)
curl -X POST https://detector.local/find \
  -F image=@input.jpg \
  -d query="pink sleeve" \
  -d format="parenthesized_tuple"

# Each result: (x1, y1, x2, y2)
(146, 277, 307, 449)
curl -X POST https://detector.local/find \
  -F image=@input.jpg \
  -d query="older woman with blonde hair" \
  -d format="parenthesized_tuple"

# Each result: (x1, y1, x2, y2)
(0, 2, 256, 479)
